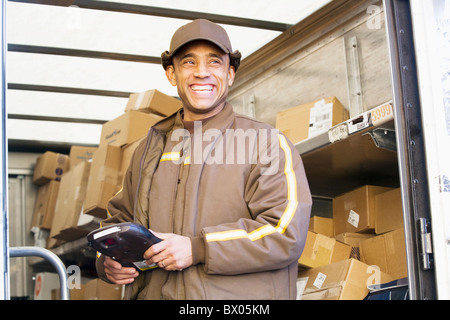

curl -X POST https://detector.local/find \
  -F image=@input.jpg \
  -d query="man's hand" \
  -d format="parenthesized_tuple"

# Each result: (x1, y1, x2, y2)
(144, 231, 193, 271)
(104, 256, 139, 285)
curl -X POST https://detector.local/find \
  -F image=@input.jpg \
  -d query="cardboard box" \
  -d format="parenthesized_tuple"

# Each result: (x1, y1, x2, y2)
(332, 185, 393, 235)
(32, 151, 70, 185)
(297, 258, 393, 300)
(84, 145, 123, 218)
(99, 111, 163, 148)
(53, 212, 101, 243)
(34, 272, 61, 300)
(31, 180, 60, 230)
(276, 96, 349, 144)
(375, 188, 404, 234)
(309, 216, 333, 237)
(69, 285, 85, 300)
(360, 228, 408, 280)
(125, 89, 182, 116)
(48, 161, 91, 248)
(334, 232, 375, 260)
(69, 146, 97, 169)
(298, 231, 351, 268)
(119, 137, 145, 186)
(82, 278, 123, 300)
(54, 277, 94, 300)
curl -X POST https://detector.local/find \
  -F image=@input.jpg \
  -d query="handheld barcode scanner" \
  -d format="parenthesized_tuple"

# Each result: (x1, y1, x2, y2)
(87, 222, 162, 271)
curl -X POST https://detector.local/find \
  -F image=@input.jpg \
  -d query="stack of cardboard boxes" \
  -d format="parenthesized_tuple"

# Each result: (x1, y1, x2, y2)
(30, 89, 181, 299)
(297, 186, 407, 300)
(275, 96, 406, 299)
(31, 149, 78, 248)
(83, 89, 181, 221)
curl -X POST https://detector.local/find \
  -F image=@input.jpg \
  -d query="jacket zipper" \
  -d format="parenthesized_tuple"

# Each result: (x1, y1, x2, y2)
(172, 135, 189, 232)
(178, 148, 184, 184)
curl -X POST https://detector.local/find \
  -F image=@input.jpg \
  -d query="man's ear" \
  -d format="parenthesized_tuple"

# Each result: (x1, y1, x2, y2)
(228, 66, 236, 87)
(165, 65, 177, 87)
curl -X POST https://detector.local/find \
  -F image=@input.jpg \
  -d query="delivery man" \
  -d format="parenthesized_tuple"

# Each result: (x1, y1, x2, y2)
(95, 19, 312, 299)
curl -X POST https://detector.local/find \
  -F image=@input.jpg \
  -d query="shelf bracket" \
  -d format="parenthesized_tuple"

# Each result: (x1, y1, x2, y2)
(363, 127, 397, 152)
(344, 36, 364, 117)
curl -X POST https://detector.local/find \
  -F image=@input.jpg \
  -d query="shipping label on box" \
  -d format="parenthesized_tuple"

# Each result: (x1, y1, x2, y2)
(347, 210, 360, 228)
(308, 99, 333, 137)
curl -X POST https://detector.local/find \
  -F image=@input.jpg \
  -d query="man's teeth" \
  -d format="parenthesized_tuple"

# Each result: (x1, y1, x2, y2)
(191, 85, 213, 92)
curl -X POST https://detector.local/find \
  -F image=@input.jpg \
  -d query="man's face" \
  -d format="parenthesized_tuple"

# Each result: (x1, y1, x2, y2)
(165, 40, 236, 121)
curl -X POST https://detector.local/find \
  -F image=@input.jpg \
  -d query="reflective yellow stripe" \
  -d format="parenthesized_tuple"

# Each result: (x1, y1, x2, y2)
(160, 152, 180, 162)
(248, 224, 277, 241)
(160, 152, 190, 165)
(205, 134, 298, 243)
(205, 229, 248, 242)
(275, 134, 298, 234)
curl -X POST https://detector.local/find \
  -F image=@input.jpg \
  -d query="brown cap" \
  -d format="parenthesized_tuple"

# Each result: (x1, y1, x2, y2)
(161, 19, 241, 71)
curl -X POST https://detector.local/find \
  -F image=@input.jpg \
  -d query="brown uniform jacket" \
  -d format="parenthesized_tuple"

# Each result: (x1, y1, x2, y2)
(96, 103, 312, 299)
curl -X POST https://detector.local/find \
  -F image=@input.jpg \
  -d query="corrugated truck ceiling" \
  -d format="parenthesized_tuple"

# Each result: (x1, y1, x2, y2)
(6, 0, 332, 152)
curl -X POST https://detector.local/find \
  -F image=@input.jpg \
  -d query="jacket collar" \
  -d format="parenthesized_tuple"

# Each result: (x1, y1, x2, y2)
(152, 102, 234, 134)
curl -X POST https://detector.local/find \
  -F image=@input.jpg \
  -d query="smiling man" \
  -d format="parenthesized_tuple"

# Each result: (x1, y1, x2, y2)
(95, 19, 312, 300)
(163, 20, 239, 121)
(165, 40, 235, 121)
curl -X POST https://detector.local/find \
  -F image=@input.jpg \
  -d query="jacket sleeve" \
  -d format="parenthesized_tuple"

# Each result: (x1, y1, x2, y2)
(200, 133, 312, 275)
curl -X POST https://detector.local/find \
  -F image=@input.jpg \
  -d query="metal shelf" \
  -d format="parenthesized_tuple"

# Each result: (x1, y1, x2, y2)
(295, 102, 399, 198)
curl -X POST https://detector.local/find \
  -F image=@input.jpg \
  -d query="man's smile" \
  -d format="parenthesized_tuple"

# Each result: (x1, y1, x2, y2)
(190, 84, 215, 93)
